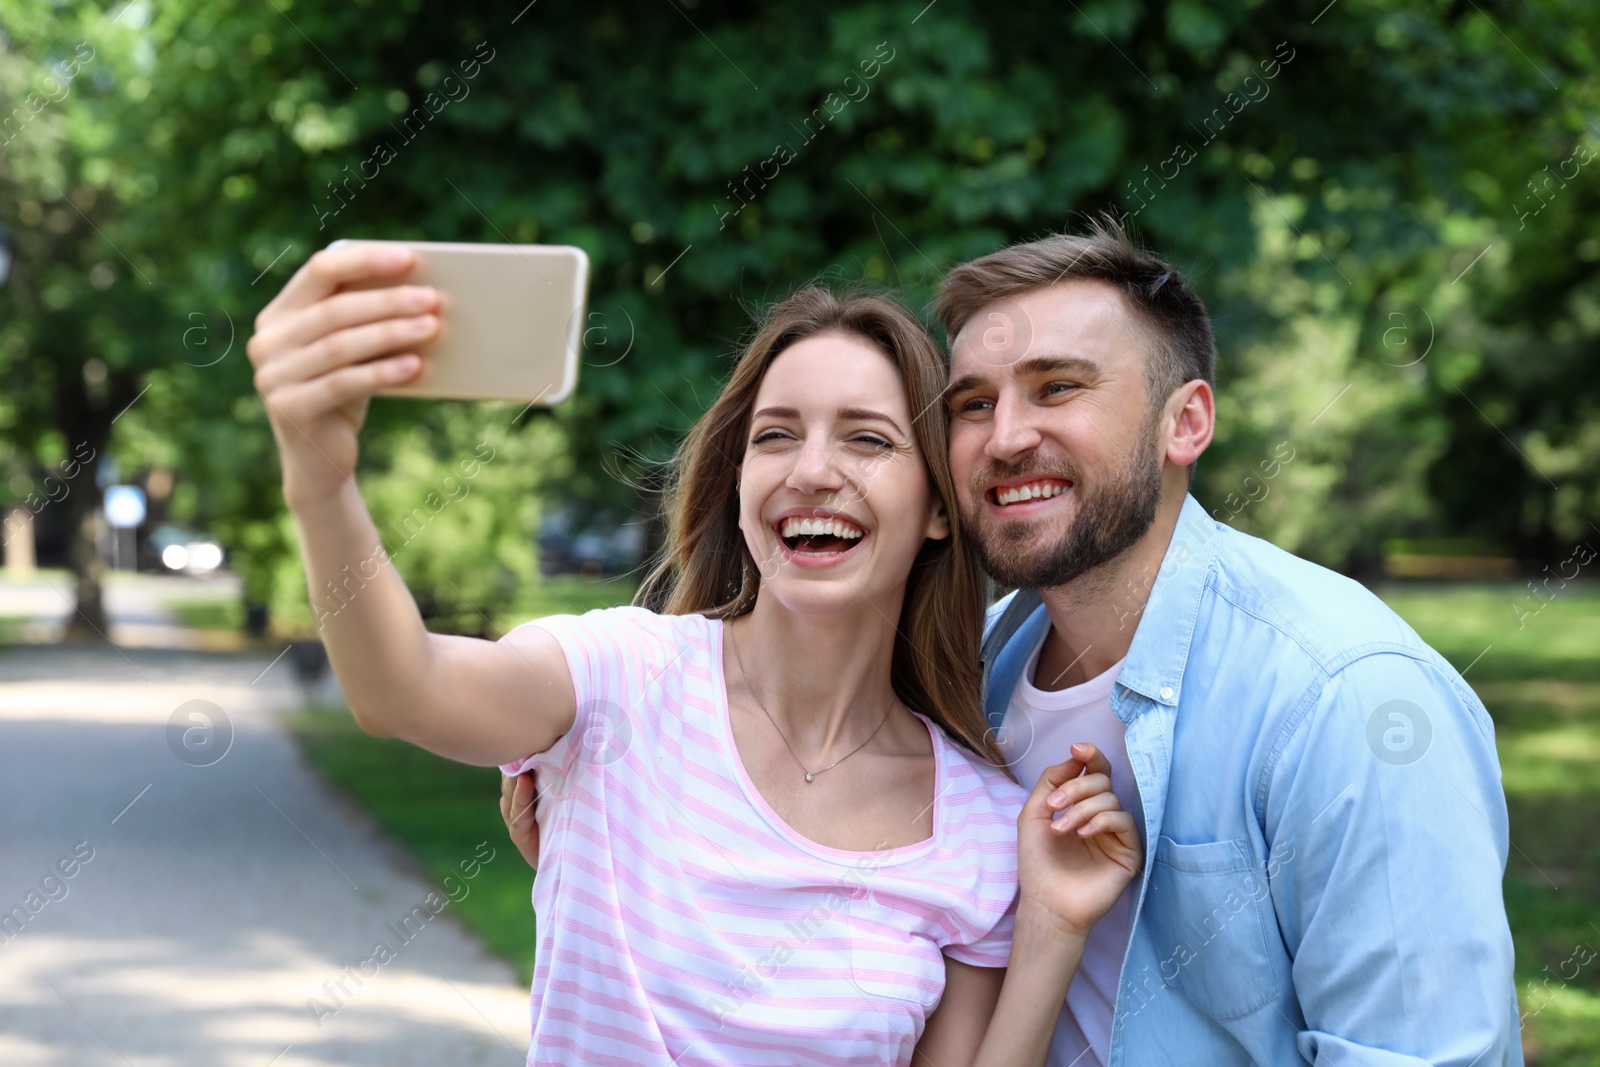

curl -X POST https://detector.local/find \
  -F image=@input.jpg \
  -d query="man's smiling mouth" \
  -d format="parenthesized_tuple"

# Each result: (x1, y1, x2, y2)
(989, 478, 1072, 507)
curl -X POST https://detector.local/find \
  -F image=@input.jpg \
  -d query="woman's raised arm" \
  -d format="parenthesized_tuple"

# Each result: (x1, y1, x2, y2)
(250, 244, 575, 766)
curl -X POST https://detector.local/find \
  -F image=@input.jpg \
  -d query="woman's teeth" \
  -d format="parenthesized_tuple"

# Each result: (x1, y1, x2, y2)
(780, 517, 864, 540)
(995, 481, 1068, 506)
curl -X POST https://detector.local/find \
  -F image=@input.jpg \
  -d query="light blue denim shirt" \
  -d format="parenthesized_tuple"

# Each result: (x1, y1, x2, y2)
(983, 493, 1522, 1065)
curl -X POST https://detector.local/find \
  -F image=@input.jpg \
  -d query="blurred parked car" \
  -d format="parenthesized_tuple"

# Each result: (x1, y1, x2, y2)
(537, 506, 646, 577)
(147, 524, 225, 576)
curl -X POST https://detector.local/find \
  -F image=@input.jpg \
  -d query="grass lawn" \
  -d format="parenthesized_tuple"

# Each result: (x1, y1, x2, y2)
(167, 595, 245, 631)
(1377, 582, 1600, 1065)
(289, 576, 1600, 1061)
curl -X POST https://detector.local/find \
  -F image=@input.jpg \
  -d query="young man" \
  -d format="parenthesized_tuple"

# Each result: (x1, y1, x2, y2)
(504, 221, 1523, 1065)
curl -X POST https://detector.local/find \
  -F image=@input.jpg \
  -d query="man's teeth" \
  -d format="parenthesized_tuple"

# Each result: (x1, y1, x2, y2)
(995, 481, 1068, 506)
(780, 517, 865, 540)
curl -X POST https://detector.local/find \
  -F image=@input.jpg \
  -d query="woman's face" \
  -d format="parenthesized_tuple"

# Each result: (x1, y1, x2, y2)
(737, 331, 950, 618)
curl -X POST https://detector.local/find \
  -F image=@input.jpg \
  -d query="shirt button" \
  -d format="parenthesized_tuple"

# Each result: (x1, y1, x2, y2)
(1160, 686, 1175, 701)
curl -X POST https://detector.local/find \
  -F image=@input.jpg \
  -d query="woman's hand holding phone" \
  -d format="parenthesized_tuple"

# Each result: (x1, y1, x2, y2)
(247, 244, 439, 509)
(242, 244, 579, 770)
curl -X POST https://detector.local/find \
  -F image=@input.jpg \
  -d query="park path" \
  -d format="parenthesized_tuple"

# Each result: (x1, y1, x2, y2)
(0, 640, 531, 1067)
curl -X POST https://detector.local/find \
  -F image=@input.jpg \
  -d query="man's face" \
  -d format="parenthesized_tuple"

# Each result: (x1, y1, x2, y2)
(944, 279, 1167, 590)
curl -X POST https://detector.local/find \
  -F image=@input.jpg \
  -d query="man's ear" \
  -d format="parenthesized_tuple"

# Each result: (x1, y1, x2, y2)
(925, 497, 952, 541)
(1165, 380, 1215, 468)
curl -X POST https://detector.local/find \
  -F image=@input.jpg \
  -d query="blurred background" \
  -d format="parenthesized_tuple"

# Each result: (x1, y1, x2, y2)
(0, 0, 1596, 1063)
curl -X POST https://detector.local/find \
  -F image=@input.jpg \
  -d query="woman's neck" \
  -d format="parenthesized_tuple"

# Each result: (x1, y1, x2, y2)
(724, 594, 905, 753)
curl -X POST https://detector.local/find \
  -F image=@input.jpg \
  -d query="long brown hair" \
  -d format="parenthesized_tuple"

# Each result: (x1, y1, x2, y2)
(636, 286, 1006, 772)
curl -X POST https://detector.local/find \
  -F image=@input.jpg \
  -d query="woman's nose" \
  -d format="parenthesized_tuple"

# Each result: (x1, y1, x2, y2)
(786, 439, 845, 494)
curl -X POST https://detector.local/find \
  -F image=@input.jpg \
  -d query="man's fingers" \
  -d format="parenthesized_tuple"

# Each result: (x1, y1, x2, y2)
(262, 244, 417, 321)
(510, 772, 537, 824)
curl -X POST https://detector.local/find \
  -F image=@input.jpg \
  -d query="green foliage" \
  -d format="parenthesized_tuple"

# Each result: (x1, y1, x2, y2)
(1, 0, 1596, 610)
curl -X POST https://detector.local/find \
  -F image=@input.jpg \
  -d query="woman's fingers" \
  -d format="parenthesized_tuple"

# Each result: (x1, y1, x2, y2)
(1045, 772, 1110, 811)
(1070, 743, 1113, 779)
(1079, 809, 1137, 841)
(254, 313, 437, 396)
(259, 244, 416, 321)
(264, 284, 440, 355)
(1050, 791, 1120, 835)
(265, 354, 423, 426)
(1079, 810, 1141, 873)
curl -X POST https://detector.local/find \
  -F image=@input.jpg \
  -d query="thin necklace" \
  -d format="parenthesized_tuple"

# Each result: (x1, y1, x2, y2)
(727, 620, 893, 783)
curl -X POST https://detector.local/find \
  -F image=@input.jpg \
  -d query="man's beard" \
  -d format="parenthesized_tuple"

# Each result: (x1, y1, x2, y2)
(961, 412, 1164, 591)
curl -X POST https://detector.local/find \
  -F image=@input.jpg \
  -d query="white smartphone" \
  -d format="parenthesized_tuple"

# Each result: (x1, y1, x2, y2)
(332, 239, 589, 405)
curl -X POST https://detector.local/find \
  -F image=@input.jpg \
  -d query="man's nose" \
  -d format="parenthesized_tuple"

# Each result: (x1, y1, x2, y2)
(986, 393, 1043, 462)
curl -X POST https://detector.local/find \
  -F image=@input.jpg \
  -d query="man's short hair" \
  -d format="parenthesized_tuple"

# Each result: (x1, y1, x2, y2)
(934, 215, 1216, 411)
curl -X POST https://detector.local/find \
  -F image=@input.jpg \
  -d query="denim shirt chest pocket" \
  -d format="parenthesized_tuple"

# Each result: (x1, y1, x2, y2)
(1141, 836, 1282, 1022)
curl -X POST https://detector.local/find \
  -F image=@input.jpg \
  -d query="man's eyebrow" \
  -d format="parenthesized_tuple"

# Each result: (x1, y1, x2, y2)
(943, 374, 986, 401)
(943, 355, 1102, 401)
(1012, 355, 1101, 378)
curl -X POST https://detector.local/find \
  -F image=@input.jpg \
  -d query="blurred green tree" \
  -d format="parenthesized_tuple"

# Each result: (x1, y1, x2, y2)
(1, 0, 1595, 638)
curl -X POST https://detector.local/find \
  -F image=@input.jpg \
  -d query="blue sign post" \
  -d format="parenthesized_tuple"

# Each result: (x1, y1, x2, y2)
(104, 485, 146, 571)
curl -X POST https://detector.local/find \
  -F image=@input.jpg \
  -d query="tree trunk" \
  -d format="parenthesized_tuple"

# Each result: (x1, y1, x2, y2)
(56, 370, 131, 643)
(64, 494, 110, 639)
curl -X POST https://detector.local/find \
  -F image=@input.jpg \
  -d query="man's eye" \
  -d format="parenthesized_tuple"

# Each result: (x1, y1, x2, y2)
(955, 398, 993, 414)
(1045, 382, 1079, 396)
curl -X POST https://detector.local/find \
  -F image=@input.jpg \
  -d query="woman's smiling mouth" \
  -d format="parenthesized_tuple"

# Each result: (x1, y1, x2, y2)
(773, 511, 868, 566)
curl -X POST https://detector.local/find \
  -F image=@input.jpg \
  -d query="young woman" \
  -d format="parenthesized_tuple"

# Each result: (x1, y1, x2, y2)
(248, 244, 1140, 1066)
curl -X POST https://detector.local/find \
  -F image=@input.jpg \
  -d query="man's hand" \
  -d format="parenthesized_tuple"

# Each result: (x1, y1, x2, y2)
(1018, 742, 1142, 939)
(499, 771, 541, 869)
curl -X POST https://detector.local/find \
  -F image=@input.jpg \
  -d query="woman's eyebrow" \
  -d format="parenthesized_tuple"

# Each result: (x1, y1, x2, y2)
(751, 405, 906, 433)
(837, 406, 906, 433)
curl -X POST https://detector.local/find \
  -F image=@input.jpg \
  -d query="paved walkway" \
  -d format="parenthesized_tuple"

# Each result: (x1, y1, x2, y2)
(0, 641, 530, 1067)
(1, 570, 250, 649)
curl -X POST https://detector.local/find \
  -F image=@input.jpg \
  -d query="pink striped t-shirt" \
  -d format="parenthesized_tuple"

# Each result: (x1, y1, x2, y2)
(499, 606, 1027, 1067)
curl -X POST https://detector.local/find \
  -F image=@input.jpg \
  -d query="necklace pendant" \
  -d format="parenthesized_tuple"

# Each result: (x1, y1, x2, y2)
(805, 772, 815, 782)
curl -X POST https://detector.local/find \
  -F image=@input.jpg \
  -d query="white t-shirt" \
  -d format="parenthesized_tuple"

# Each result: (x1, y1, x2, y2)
(998, 633, 1140, 1067)
(499, 606, 1029, 1066)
